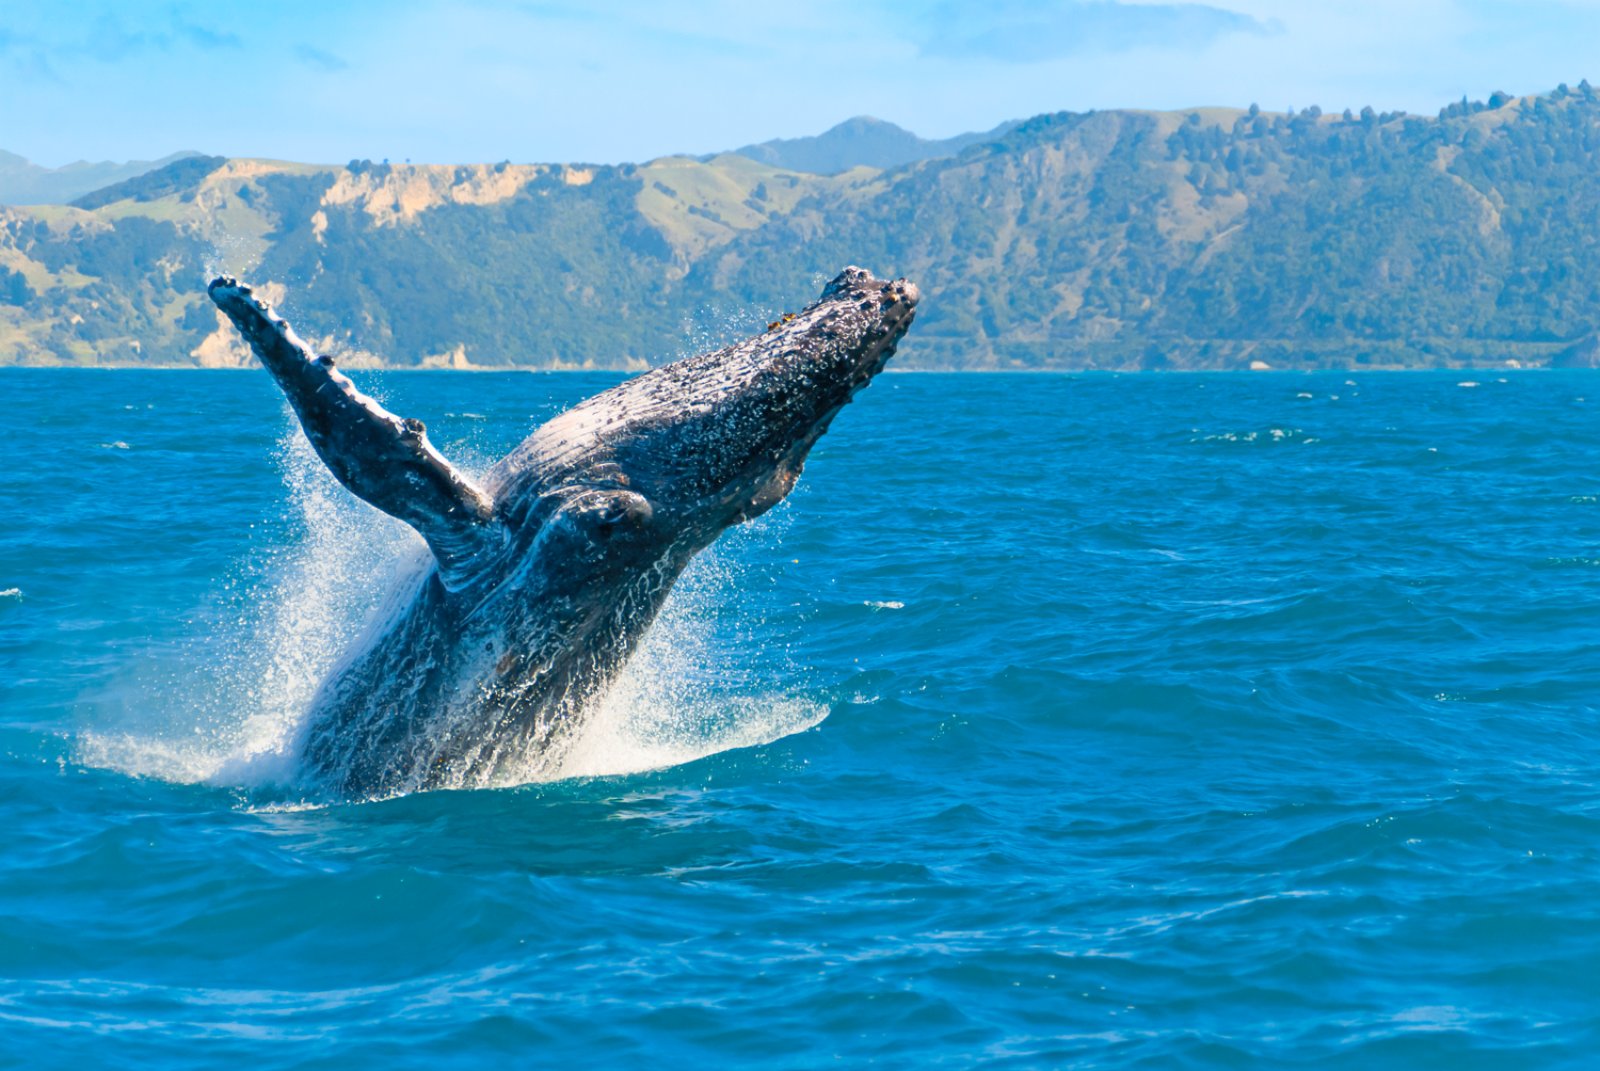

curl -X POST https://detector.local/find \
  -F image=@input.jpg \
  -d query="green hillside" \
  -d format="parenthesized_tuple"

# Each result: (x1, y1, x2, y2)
(6, 86, 1600, 369)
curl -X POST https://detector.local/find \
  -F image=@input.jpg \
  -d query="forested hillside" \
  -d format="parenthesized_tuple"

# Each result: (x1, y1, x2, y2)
(5, 86, 1600, 369)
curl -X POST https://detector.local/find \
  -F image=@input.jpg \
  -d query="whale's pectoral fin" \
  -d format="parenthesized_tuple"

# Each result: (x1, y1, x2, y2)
(208, 277, 503, 590)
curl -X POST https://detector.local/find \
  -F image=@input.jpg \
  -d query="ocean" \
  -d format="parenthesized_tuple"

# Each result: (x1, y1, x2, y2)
(2, 368, 1598, 1068)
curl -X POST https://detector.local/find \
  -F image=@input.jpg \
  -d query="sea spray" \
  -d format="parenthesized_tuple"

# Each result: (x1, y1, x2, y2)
(79, 423, 413, 787)
(538, 514, 827, 783)
(80, 416, 823, 795)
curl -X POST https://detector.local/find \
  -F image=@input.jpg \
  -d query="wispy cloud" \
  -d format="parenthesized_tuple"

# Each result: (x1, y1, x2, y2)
(0, 25, 61, 82)
(916, 0, 1272, 61)
(178, 22, 244, 51)
(4, 10, 241, 66)
(296, 44, 350, 72)
(82, 15, 162, 62)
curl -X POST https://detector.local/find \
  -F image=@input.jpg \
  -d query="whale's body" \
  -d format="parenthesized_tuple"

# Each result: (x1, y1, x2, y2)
(208, 268, 918, 798)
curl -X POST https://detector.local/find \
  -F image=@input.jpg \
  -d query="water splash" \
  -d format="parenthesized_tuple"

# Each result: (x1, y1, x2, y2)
(81, 420, 823, 797)
(535, 532, 827, 783)
(81, 423, 413, 787)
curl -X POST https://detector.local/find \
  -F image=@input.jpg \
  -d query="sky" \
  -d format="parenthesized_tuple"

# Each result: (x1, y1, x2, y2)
(4, 0, 1600, 166)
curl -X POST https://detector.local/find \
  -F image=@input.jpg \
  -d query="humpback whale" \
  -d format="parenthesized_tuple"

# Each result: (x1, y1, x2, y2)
(208, 267, 919, 798)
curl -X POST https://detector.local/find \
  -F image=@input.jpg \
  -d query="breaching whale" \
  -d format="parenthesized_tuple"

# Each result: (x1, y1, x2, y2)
(208, 267, 919, 798)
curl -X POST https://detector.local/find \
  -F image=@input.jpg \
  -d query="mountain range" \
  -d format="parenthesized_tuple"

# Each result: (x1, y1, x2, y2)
(4, 90, 1600, 370)
(0, 150, 204, 207)
(721, 116, 1020, 175)
(0, 118, 991, 206)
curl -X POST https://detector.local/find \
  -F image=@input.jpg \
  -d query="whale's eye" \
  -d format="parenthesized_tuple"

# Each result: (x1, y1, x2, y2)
(594, 499, 644, 538)
(562, 489, 654, 546)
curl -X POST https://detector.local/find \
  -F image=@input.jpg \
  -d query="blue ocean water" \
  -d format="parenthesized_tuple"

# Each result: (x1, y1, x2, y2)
(2, 368, 1599, 1068)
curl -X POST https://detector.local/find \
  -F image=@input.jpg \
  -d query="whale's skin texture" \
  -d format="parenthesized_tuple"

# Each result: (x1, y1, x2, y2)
(208, 267, 919, 798)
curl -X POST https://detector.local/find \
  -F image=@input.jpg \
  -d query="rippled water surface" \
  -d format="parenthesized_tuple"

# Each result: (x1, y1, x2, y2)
(3, 369, 1600, 1068)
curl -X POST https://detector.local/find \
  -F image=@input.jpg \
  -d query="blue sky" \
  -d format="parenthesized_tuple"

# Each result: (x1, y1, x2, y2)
(4, 0, 1599, 165)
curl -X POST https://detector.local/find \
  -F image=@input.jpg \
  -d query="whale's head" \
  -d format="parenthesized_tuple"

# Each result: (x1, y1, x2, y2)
(495, 267, 919, 576)
(612, 266, 918, 538)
